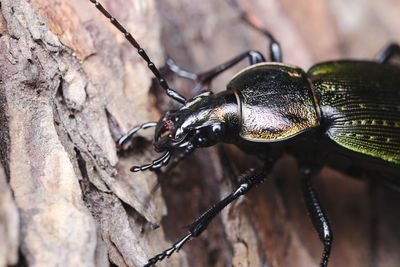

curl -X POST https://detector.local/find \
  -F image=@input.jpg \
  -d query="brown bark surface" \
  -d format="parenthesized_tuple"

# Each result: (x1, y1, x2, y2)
(1, 0, 400, 267)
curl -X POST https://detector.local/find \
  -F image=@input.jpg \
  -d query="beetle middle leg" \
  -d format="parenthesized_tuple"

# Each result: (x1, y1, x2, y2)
(301, 167, 333, 267)
(376, 43, 400, 63)
(144, 165, 270, 267)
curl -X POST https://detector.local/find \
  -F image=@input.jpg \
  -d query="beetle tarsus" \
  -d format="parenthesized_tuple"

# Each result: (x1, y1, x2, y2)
(301, 167, 333, 267)
(166, 58, 198, 80)
(377, 43, 400, 63)
(144, 233, 192, 267)
(116, 121, 157, 150)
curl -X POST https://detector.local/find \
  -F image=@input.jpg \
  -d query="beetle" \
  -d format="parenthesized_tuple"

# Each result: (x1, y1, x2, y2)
(89, 0, 400, 266)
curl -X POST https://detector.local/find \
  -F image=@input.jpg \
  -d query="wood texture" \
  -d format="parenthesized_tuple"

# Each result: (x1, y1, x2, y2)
(0, 0, 400, 267)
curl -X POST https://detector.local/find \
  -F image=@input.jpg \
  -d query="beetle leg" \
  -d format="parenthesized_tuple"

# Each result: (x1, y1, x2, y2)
(166, 50, 265, 92)
(165, 58, 198, 81)
(144, 165, 270, 267)
(376, 43, 400, 63)
(301, 167, 333, 267)
(195, 50, 265, 82)
(116, 121, 157, 150)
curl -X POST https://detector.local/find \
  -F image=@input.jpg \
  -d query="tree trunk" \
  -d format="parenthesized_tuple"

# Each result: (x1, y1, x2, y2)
(1, 0, 400, 267)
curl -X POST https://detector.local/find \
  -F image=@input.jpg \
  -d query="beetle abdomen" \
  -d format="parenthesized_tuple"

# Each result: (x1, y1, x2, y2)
(309, 61, 400, 164)
(228, 63, 319, 142)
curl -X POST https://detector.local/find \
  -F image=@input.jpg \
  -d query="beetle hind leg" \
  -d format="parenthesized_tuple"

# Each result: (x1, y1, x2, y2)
(376, 43, 400, 63)
(144, 165, 270, 266)
(301, 167, 333, 267)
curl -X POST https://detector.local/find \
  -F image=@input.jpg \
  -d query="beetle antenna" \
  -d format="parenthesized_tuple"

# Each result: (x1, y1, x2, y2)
(226, 0, 282, 62)
(88, 0, 187, 104)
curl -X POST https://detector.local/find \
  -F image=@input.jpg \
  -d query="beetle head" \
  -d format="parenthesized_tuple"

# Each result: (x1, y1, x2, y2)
(154, 91, 240, 153)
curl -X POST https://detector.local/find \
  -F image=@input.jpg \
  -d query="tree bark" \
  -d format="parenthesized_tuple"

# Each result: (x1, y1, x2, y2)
(1, 0, 400, 267)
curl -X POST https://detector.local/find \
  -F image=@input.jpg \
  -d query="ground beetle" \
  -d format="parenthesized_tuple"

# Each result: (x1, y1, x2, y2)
(89, 0, 400, 266)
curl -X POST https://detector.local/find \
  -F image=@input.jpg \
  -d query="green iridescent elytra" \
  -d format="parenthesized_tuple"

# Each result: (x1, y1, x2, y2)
(309, 61, 400, 164)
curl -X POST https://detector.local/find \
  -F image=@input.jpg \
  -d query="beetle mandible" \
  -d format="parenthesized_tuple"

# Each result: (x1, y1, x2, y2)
(89, 0, 400, 266)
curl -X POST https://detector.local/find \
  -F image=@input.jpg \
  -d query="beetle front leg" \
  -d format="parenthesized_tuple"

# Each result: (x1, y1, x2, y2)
(144, 165, 270, 267)
(116, 121, 157, 150)
(301, 167, 333, 267)
(166, 50, 265, 92)
(377, 43, 400, 63)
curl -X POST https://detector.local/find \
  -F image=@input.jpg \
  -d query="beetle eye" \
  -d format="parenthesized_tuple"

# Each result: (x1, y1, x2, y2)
(212, 124, 222, 134)
(209, 123, 225, 140)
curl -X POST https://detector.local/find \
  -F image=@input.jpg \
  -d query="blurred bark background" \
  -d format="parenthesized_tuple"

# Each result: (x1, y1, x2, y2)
(1, 0, 400, 267)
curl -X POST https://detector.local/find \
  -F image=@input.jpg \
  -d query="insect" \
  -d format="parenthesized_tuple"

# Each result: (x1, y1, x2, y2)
(89, 0, 400, 266)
